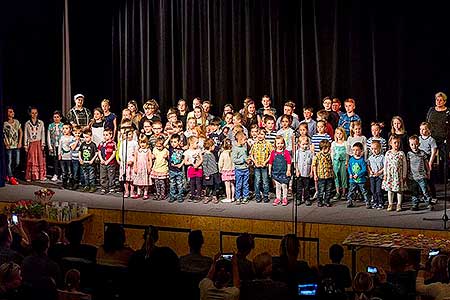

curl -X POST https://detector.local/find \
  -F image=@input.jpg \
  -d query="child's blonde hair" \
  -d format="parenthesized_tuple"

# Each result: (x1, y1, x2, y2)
(334, 127, 347, 141)
(316, 109, 329, 121)
(420, 122, 431, 136)
(350, 121, 362, 137)
(194, 125, 206, 139)
(275, 135, 286, 148)
(390, 116, 405, 135)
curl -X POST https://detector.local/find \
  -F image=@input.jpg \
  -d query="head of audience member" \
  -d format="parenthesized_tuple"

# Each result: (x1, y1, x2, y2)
(103, 224, 126, 253)
(65, 222, 84, 246)
(48, 226, 63, 247)
(329, 244, 345, 264)
(188, 230, 204, 254)
(31, 231, 50, 255)
(389, 248, 409, 273)
(352, 272, 374, 300)
(0, 262, 22, 293)
(280, 234, 300, 261)
(253, 252, 273, 279)
(213, 257, 233, 288)
(236, 233, 255, 259)
(149, 246, 180, 278)
(64, 269, 81, 292)
(430, 254, 449, 283)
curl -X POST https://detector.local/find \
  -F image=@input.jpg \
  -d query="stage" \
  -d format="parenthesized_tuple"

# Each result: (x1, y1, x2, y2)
(1, 181, 449, 231)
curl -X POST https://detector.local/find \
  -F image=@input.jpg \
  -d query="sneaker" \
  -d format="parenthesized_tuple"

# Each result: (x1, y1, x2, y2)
(193, 196, 201, 203)
(305, 200, 312, 206)
(89, 186, 97, 193)
(273, 198, 281, 206)
(51, 175, 58, 182)
(109, 189, 115, 194)
(177, 198, 184, 203)
(235, 198, 242, 205)
(169, 197, 176, 203)
(377, 204, 384, 210)
(317, 201, 324, 207)
(365, 202, 372, 209)
(410, 205, 419, 211)
(255, 198, 262, 203)
(101, 189, 107, 195)
(9, 177, 19, 185)
(221, 198, 232, 203)
(143, 194, 150, 200)
(203, 197, 212, 204)
(332, 193, 341, 201)
(131, 194, 140, 199)
(387, 204, 394, 211)
(82, 186, 90, 192)
(263, 197, 270, 203)
(347, 201, 354, 208)
(241, 198, 249, 205)
(427, 204, 434, 211)
(124, 193, 130, 198)
(396, 204, 402, 212)
(212, 196, 220, 204)
(431, 198, 438, 204)
(282, 198, 288, 206)
(326, 202, 332, 207)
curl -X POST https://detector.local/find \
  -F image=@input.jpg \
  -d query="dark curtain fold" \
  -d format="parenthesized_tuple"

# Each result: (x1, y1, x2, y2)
(112, 0, 437, 123)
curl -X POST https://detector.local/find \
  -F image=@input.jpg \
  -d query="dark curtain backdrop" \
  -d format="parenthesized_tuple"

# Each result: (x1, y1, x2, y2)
(1, 0, 450, 133)
(110, 0, 449, 128)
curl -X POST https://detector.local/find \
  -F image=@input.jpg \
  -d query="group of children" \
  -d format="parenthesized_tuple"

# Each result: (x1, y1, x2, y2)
(2, 94, 439, 211)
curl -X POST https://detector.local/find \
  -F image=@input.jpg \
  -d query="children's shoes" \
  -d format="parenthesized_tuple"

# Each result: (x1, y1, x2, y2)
(282, 198, 288, 206)
(273, 198, 281, 206)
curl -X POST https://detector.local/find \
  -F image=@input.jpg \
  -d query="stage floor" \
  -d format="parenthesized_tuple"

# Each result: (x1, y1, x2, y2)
(0, 181, 449, 231)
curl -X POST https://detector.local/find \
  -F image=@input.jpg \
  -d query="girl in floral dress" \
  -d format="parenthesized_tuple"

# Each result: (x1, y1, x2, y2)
(133, 135, 152, 199)
(24, 107, 46, 182)
(382, 135, 407, 212)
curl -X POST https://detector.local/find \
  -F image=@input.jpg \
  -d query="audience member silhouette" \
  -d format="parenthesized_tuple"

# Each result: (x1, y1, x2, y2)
(0, 262, 23, 300)
(236, 233, 255, 282)
(180, 229, 213, 274)
(320, 244, 352, 292)
(96, 224, 134, 267)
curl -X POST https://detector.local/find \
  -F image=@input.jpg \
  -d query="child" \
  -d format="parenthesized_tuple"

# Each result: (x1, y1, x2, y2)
(164, 109, 179, 136)
(24, 107, 46, 182)
(184, 136, 203, 202)
(300, 107, 317, 137)
(322, 97, 340, 129)
(139, 99, 160, 131)
(79, 128, 98, 193)
(367, 122, 387, 156)
(193, 106, 208, 131)
(149, 120, 166, 149)
(269, 136, 292, 206)
(58, 123, 74, 189)
(250, 128, 273, 203)
(408, 135, 433, 211)
(347, 142, 370, 208)
(202, 139, 221, 204)
(389, 116, 409, 152)
(316, 109, 334, 139)
(98, 129, 117, 194)
(184, 117, 197, 139)
(4, 107, 22, 185)
(418, 122, 438, 202)
(263, 115, 278, 145)
(331, 127, 348, 200)
(70, 126, 83, 190)
(231, 113, 248, 137)
(338, 98, 361, 137)
(256, 95, 277, 124)
(134, 134, 153, 200)
(101, 99, 117, 138)
(177, 98, 189, 127)
(168, 134, 184, 203)
(89, 107, 105, 147)
(367, 141, 385, 209)
(295, 136, 314, 206)
(118, 129, 138, 198)
(312, 140, 334, 207)
(346, 121, 367, 159)
(142, 119, 153, 142)
(207, 117, 224, 157)
(276, 115, 295, 153)
(311, 120, 332, 154)
(218, 139, 235, 203)
(151, 137, 169, 200)
(47, 110, 62, 182)
(232, 132, 251, 205)
(382, 135, 407, 212)
(332, 98, 343, 117)
(247, 124, 259, 148)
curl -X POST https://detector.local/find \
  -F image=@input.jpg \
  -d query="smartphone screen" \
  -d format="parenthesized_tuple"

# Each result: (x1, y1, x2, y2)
(428, 249, 440, 259)
(298, 283, 318, 296)
(367, 266, 378, 274)
(11, 215, 18, 225)
(221, 253, 233, 261)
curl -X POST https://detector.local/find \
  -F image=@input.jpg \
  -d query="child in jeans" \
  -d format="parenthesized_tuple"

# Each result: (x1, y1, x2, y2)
(250, 128, 273, 203)
(269, 136, 292, 206)
(295, 136, 313, 206)
(202, 139, 221, 204)
(47, 110, 63, 182)
(98, 129, 117, 194)
(367, 141, 384, 209)
(347, 142, 370, 208)
(408, 135, 433, 211)
(168, 134, 184, 203)
(79, 128, 98, 193)
(232, 132, 251, 205)
(4, 107, 23, 185)
(59, 123, 74, 189)
(70, 125, 83, 190)
(312, 140, 334, 207)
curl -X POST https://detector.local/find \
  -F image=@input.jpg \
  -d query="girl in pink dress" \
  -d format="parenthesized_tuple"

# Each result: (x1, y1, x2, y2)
(133, 135, 152, 199)
(24, 107, 46, 181)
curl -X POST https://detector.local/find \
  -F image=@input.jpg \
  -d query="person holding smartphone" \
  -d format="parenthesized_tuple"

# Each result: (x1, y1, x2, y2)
(199, 252, 240, 300)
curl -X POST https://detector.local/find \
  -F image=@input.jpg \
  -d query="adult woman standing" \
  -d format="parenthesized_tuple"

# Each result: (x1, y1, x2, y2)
(426, 92, 449, 183)
(127, 100, 142, 129)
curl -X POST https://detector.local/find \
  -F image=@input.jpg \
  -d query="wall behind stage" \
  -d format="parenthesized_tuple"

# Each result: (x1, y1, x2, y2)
(2, 0, 450, 130)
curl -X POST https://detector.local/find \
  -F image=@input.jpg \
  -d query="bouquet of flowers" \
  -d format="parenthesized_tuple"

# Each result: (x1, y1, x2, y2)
(3, 199, 45, 219)
(34, 188, 55, 204)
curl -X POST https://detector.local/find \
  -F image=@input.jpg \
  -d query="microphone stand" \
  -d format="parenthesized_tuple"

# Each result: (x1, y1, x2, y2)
(292, 127, 300, 236)
(423, 116, 449, 229)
